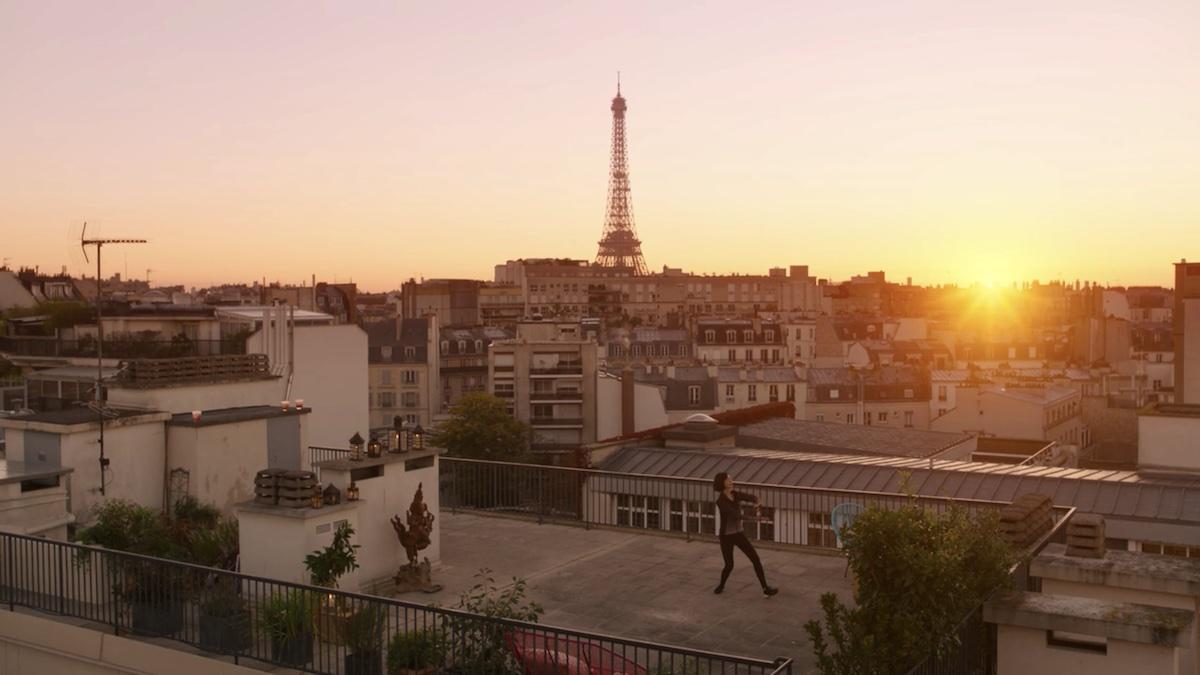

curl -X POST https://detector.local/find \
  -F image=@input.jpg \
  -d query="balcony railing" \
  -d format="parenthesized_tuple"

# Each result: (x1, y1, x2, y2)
(530, 417, 584, 427)
(0, 336, 246, 359)
(529, 365, 583, 376)
(0, 530, 792, 675)
(118, 354, 271, 387)
(530, 391, 584, 401)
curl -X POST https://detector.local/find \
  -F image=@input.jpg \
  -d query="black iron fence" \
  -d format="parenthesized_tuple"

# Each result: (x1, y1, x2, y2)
(0, 530, 791, 675)
(309, 445, 352, 466)
(439, 458, 1073, 550)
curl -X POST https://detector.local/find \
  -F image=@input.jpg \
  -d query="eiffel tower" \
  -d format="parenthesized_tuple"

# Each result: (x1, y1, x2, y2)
(594, 77, 649, 275)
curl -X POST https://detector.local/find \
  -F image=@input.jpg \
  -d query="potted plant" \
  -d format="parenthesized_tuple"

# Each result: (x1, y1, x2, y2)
(340, 605, 386, 675)
(198, 582, 252, 654)
(123, 561, 186, 637)
(259, 589, 316, 667)
(304, 523, 361, 644)
(387, 630, 443, 675)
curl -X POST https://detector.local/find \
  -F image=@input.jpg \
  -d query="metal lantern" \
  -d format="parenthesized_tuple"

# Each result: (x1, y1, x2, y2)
(349, 432, 365, 461)
(412, 424, 425, 451)
(367, 438, 382, 459)
(310, 485, 323, 509)
(322, 482, 341, 505)
(390, 416, 404, 454)
(346, 482, 360, 501)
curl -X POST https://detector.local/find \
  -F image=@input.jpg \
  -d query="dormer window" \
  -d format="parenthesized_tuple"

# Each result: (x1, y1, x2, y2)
(705, 330, 716, 342)
(440, 341, 449, 355)
(475, 339, 483, 352)
(458, 340, 467, 353)
(765, 330, 775, 343)
(726, 330, 736, 342)
(743, 330, 754, 343)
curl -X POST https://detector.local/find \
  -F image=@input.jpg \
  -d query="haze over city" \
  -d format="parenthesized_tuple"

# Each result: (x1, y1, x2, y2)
(4, 0, 1199, 289)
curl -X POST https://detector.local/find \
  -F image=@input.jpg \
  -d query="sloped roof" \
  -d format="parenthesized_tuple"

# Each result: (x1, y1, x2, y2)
(598, 446, 1200, 525)
(737, 417, 973, 458)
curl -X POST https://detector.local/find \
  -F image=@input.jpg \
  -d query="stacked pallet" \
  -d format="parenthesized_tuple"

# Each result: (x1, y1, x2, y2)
(1065, 513, 1106, 558)
(999, 493, 1053, 550)
(254, 468, 286, 505)
(277, 470, 319, 508)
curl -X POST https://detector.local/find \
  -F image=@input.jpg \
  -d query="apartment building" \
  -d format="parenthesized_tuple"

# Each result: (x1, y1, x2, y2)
(438, 325, 513, 417)
(805, 366, 932, 429)
(367, 316, 440, 431)
(933, 385, 1086, 447)
(694, 318, 787, 365)
(1176, 260, 1200, 404)
(489, 321, 600, 454)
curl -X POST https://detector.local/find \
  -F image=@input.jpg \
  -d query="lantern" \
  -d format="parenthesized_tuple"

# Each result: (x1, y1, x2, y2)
(310, 485, 323, 509)
(367, 438, 382, 459)
(390, 416, 404, 454)
(346, 482, 360, 501)
(412, 424, 425, 451)
(322, 483, 341, 506)
(349, 432, 364, 461)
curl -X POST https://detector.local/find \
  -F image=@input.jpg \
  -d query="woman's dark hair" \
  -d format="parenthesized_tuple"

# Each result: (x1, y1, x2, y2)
(712, 472, 729, 492)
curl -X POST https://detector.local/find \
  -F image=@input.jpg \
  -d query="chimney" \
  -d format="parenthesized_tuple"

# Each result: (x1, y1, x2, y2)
(621, 367, 635, 436)
(999, 494, 1054, 550)
(1065, 513, 1105, 558)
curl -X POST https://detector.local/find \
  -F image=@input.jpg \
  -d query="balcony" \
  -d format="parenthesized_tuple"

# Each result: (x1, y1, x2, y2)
(530, 365, 583, 377)
(530, 416, 584, 427)
(529, 390, 584, 401)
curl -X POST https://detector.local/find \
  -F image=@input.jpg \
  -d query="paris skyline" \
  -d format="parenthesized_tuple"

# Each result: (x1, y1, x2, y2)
(3, 0, 1198, 290)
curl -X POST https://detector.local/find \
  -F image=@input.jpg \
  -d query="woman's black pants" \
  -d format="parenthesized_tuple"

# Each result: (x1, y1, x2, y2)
(717, 532, 768, 589)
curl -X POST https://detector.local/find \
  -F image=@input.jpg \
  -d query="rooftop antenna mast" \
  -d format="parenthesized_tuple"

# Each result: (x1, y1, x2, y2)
(81, 222, 147, 495)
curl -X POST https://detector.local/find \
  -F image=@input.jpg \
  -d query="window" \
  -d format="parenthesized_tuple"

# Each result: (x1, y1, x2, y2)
(864, 411, 872, 425)
(879, 412, 888, 423)
(760, 349, 768, 362)
(743, 330, 754, 342)
(669, 499, 685, 531)
(938, 408, 947, 416)
(458, 340, 467, 353)
(904, 388, 914, 399)
(475, 339, 483, 353)
(615, 494, 660, 529)
(847, 413, 856, 424)
(815, 414, 825, 422)
(745, 349, 753, 361)
(728, 349, 737, 362)
(744, 506, 775, 542)
(402, 392, 419, 408)
(1008, 347, 1017, 359)
(748, 385, 757, 402)
(807, 512, 837, 547)
(688, 386, 701, 405)
(381, 370, 393, 386)
(686, 500, 716, 535)
(440, 341, 449, 355)
(404, 346, 416, 359)
(769, 385, 779, 402)
(765, 330, 775, 343)
(829, 388, 840, 400)
(403, 370, 417, 384)
(726, 330, 737, 342)
(904, 411, 913, 428)
(771, 349, 780, 363)
(937, 385, 947, 402)
(1027, 346, 1037, 358)
(381, 346, 392, 361)
(786, 384, 795, 401)
(378, 391, 395, 408)
(725, 384, 735, 403)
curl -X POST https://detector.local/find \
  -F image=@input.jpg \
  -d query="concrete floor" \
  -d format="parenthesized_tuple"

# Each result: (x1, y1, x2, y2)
(390, 512, 854, 674)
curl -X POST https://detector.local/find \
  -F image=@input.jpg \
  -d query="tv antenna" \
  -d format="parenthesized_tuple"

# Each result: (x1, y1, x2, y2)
(80, 222, 147, 495)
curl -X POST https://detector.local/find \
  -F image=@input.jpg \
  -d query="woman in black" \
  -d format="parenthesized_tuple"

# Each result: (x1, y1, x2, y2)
(712, 472, 778, 596)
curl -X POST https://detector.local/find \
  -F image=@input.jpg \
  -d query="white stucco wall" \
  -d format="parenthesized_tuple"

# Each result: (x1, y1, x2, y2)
(996, 624, 1179, 675)
(108, 378, 279, 414)
(289, 324, 369, 448)
(1139, 413, 1200, 472)
(168, 417, 288, 514)
(238, 504, 363, 589)
(596, 375, 670, 441)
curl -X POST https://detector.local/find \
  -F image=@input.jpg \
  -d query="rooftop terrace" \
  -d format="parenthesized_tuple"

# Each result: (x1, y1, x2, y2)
(409, 512, 850, 674)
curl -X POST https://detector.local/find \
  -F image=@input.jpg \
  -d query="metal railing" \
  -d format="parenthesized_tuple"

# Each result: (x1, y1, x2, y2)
(0, 335, 246, 359)
(119, 354, 270, 386)
(439, 457, 1073, 550)
(309, 446, 351, 466)
(0, 530, 791, 674)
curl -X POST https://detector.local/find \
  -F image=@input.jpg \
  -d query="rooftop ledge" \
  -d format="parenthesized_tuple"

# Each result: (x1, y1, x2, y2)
(313, 447, 439, 472)
(1032, 542, 1200, 597)
(984, 591, 1194, 647)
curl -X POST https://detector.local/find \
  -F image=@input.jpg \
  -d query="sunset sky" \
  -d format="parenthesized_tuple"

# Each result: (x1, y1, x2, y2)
(2, 1, 1198, 291)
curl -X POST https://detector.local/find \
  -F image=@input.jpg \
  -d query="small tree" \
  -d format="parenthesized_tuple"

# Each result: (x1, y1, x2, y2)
(431, 393, 534, 462)
(304, 522, 360, 588)
(805, 504, 1013, 674)
(441, 568, 542, 673)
